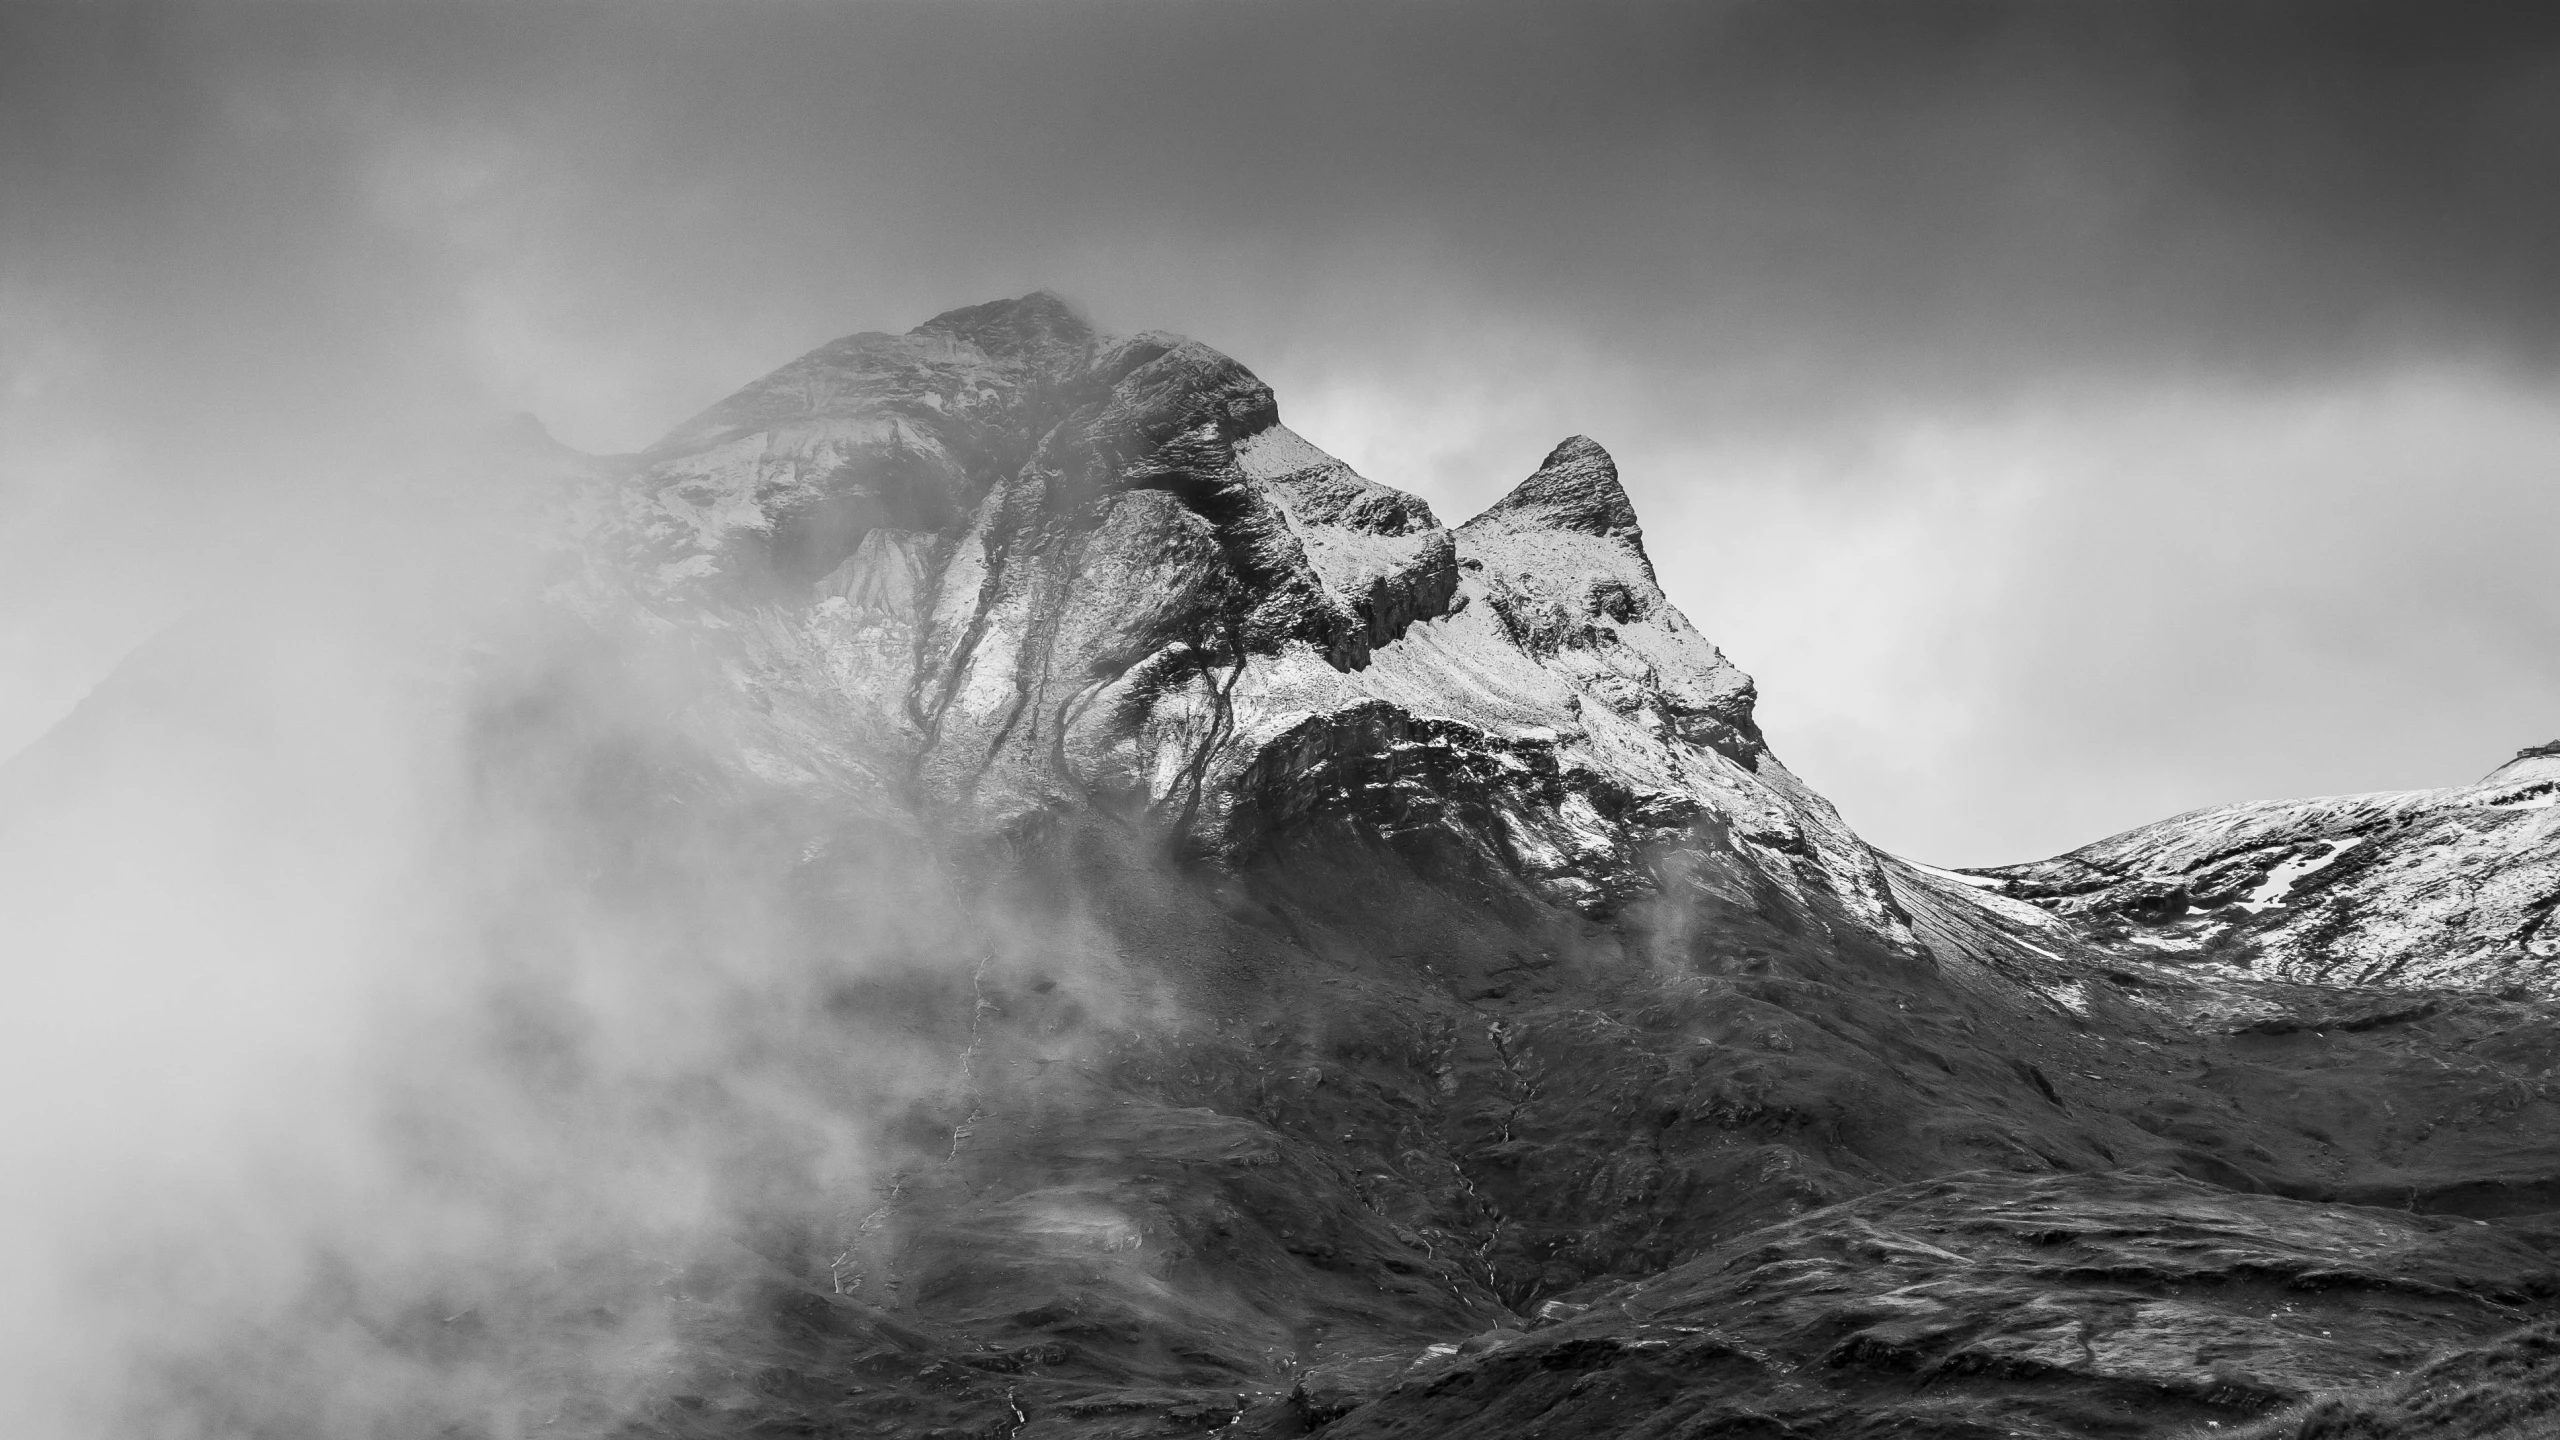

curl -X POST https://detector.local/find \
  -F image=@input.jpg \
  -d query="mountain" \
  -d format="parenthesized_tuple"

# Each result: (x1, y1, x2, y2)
(591, 291, 1895, 932)
(16, 293, 2560, 1440)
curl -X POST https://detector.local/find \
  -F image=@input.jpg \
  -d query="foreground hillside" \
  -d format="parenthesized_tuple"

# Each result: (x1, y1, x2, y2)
(2215, 1318, 2560, 1440)
(12, 294, 2557, 1440)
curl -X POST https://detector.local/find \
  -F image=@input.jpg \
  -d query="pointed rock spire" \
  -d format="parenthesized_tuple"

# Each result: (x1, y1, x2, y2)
(1463, 435, 1643, 541)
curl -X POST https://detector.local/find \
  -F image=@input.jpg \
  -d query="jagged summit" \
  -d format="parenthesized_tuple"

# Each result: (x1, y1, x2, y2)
(1464, 435, 1643, 543)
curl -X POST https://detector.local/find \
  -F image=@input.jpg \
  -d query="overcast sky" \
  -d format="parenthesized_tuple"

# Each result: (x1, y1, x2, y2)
(5, 0, 2557, 863)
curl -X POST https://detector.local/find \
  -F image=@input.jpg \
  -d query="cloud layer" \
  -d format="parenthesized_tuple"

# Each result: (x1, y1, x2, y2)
(6, 0, 2558, 858)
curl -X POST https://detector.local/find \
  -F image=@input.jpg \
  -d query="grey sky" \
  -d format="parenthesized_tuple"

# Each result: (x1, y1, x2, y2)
(5, 0, 2557, 862)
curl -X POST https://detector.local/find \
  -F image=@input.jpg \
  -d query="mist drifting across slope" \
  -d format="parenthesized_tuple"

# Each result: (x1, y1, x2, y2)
(0, 432, 1064, 1438)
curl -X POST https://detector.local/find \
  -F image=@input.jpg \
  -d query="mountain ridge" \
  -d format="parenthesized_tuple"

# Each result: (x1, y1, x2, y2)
(1971, 743, 2560, 994)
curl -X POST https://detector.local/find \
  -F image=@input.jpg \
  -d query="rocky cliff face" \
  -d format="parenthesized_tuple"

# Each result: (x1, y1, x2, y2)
(23, 294, 2560, 1440)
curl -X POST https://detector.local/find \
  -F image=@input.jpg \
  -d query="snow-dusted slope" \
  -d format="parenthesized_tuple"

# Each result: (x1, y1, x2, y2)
(1970, 743, 2560, 991)
(584, 293, 1908, 936)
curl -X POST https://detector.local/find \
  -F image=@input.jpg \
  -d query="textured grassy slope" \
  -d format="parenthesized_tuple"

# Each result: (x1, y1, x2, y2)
(2207, 1319, 2560, 1440)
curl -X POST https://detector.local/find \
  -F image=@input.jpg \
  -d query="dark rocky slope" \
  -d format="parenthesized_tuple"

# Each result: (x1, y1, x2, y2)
(2216, 1316, 2560, 1440)
(1312, 1173, 2560, 1440)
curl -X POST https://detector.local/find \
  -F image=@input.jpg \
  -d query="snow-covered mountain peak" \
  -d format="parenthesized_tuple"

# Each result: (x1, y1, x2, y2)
(564, 297, 1914, 933)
